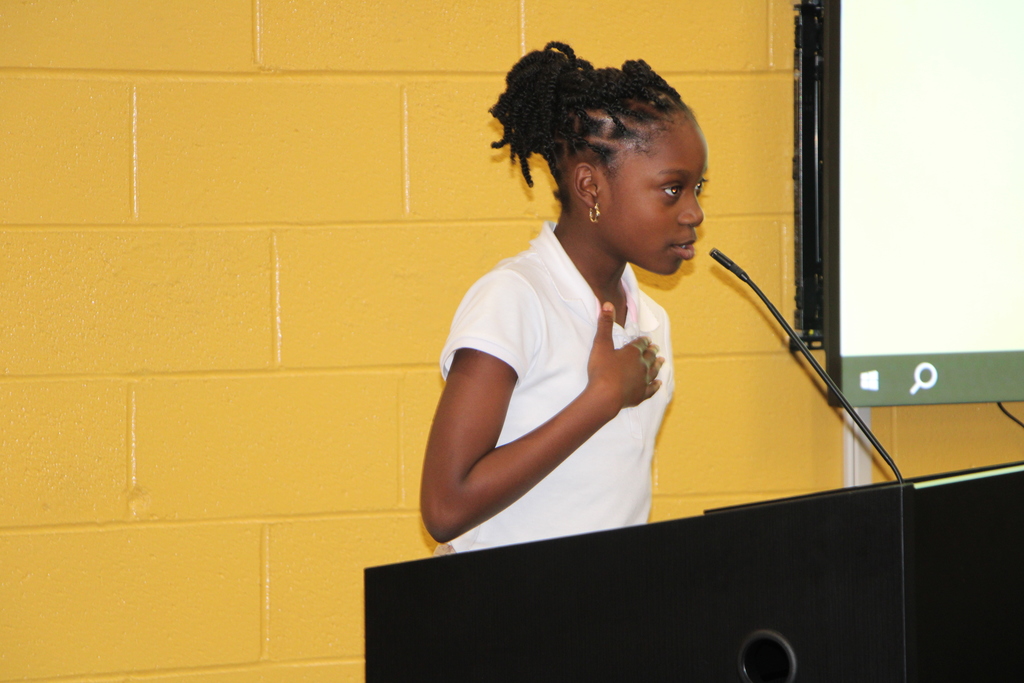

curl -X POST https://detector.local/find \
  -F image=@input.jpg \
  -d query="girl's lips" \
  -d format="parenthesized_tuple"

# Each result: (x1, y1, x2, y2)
(670, 243, 695, 260)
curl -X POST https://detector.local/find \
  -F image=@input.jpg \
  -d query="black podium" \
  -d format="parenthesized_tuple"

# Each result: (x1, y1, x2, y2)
(365, 463, 1024, 682)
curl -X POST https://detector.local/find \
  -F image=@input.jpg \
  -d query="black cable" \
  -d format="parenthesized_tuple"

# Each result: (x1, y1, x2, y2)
(997, 402, 1024, 430)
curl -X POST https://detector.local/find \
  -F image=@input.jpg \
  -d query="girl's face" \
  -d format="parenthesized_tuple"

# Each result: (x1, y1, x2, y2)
(593, 117, 707, 275)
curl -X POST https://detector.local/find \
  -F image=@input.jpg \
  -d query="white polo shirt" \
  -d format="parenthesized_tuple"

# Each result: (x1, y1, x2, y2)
(439, 222, 675, 552)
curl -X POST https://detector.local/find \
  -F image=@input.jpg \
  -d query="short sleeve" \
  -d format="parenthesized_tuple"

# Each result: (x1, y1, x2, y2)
(440, 269, 543, 381)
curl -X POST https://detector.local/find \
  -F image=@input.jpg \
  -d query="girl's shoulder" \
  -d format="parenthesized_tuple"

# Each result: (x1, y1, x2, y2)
(464, 244, 550, 301)
(455, 253, 544, 320)
(443, 249, 550, 381)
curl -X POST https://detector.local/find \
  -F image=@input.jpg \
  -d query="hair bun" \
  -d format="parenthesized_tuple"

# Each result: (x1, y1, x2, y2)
(491, 42, 689, 195)
(542, 42, 579, 64)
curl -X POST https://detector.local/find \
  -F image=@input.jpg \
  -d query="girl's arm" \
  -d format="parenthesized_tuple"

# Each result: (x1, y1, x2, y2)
(420, 303, 664, 543)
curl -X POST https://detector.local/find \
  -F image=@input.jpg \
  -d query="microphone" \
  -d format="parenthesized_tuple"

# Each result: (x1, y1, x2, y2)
(709, 248, 904, 484)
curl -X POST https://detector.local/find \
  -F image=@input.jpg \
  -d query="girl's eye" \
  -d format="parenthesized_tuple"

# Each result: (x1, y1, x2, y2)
(696, 177, 707, 197)
(664, 185, 682, 197)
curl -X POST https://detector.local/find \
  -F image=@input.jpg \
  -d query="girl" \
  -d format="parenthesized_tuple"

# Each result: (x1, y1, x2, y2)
(421, 42, 706, 553)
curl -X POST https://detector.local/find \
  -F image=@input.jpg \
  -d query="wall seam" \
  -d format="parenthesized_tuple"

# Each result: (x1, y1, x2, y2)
(261, 523, 271, 660)
(780, 210, 791, 322)
(0, 214, 780, 231)
(253, 0, 263, 68)
(7, 657, 368, 683)
(0, 511, 422, 537)
(131, 84, 139, 220)
(271, 231, 283, 367)
(126, 383, 138, 521)
(0, 365, 440, 383)
(397, 373, 406, 506)
(519, 0, 527, 55)
(402, 86, 410, 216)
(0, 68, 790, 83)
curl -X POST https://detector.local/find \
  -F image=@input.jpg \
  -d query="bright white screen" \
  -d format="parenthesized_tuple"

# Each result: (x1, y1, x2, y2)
(840, 1, 1024, 358)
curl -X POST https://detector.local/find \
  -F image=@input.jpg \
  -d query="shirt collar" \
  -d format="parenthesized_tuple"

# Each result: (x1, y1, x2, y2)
(531, 221, 660, 334)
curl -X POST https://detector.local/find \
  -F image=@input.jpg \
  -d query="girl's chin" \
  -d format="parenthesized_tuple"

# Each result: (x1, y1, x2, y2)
(642, 259, 687, 277)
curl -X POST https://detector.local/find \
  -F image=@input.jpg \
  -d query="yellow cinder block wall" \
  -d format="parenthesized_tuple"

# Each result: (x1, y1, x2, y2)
(2, 2, 1021, 680)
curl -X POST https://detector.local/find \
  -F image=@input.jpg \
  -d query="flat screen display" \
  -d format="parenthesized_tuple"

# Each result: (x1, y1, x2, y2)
(831, 0, 1024, 406)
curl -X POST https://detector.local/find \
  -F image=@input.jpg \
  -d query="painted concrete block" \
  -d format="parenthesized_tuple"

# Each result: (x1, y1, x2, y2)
(137, 81, 403, 224)
(878, 402, 1024, 480)
(667, 74, 794, 217)
(277, 222, 538, 367)
(262, 0, 519, 72)
(0, 525, 261, 679)
(524, 0, 769, 72)
(0, 0, 254, 71)
(399, 370, 444, 509)
(0, 79, 130, 224)
(406, 80, 562, 221)
(268, 515, 430, 660)
(0, 381, 127, 527)
(135, 374, 400, 519)
(0, 230, 272, 375)
(654, 352, 844, 495)
(771, 0, 798, 71)
(638, 217, 788, 357)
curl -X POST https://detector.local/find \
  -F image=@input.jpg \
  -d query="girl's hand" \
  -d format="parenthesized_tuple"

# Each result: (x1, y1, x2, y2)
(586, 302, 665, 419)
(421, 302, 664, 543)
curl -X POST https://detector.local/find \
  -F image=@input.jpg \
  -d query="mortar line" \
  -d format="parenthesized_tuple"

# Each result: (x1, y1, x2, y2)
(401, 87, 411, 216)
(0, 68, 792, 82)
(0, 217, 546, 231)
(779, 212, 791, 312)
(126, 382, 138, 521)
(14, 656, 366, 683)
(253, 0, 263, 67)
(519, 0, 527, 55)
(0, 510, 423, 536)
(271, 232, 283, 367)
(127, 383, 137, 490)
(652, 450, 660, 492)
(0, 350, 807, 383)
(0, 212, 786, 232)
(397, 373, 406, 506)
(131, 85, 139, 220)
(261, 523, 271, 660)
(0, 364, 440, 383)
(767, 0, 775, 69)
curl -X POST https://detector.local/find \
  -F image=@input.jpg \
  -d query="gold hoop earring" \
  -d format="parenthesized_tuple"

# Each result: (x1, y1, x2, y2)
(589, 203, 600, 223)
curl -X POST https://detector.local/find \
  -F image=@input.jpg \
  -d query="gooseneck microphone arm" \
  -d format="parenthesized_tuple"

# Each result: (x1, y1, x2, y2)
(709, 248, 904, 484)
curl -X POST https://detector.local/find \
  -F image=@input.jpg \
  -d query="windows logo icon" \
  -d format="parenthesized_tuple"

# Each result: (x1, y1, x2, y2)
(860, 370, 880, 392)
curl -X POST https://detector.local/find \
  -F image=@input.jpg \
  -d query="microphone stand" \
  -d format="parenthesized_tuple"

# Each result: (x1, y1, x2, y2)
(709, 248, 904, 484)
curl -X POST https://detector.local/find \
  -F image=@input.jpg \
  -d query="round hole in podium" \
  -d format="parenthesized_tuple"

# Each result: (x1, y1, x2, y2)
(738, 630, 797, 683)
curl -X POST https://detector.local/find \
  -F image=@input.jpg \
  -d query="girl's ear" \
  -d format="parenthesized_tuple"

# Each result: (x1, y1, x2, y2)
(570, 161, 600, 210)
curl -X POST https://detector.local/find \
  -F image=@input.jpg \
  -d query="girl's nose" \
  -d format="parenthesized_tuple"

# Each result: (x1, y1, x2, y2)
(679, 196, 704, 227)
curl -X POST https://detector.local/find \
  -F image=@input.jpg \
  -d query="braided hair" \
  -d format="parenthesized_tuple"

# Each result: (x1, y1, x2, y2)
(490, 42, 692, 204)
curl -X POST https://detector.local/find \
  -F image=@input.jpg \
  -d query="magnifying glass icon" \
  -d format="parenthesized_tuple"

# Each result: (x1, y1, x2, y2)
(910, 362, 938, 395)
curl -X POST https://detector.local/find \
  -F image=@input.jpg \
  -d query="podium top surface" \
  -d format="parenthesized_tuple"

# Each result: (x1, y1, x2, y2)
(705, 459, 1024, 516)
